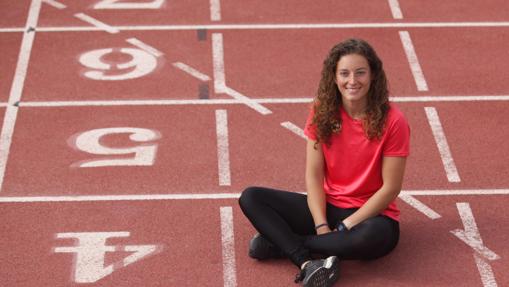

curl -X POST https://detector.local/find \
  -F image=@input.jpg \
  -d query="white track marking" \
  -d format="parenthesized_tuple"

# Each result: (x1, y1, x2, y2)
(42, 0, 66, 9)
(126, 38, 163, 57)
(13, 21, 509, 33)
(425, 107, 461, 183)
(399, 31, 428, 91)
(398, 194, 441, 219)
(222, 86, 272, 115)
(94, 0, 164, 9)
(14, 94, 509, 108)
(281, 121, 306, 139)
(172, 62, 211, 81)
(0, 0, 41, 193)
(474, 253, 499, 287)
(216, 110, 231, 186)
(210, 0, 221, 21)
(388, 0, 403, 19)
(450, 203, 500, 261)
(74, 13, 119, 34)
(220, 207, 237, 287)
(1, 189, 509, 203)
(212, 33, 226, 93)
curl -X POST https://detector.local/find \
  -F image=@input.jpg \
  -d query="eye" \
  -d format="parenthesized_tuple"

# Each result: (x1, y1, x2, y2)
(338, 71, 349, 77)
(355, 71, 366, 76)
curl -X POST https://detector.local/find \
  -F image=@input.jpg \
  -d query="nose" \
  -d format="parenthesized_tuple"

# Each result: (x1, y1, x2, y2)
(347, 73, 357, 85)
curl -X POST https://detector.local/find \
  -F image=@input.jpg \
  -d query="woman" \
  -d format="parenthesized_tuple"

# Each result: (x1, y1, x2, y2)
(239, 38, 410, 287)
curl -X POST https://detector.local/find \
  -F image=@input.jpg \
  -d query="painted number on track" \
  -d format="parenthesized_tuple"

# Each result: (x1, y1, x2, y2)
(94, 0, 165, 9)
(72, 127, 161, 168)
(79, 48, 158, 81)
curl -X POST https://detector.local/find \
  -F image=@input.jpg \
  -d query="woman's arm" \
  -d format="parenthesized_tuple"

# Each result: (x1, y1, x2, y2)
(305, 139, 331, 234)
(342, 156, 407, 229)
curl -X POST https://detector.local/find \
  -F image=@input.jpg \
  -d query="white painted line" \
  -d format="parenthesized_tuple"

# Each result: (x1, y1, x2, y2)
(216, 110, 231, 186)
(388, 0, 403, 19)
(399, 31, 428, 91)
(212, 33, 226, 93)
(398, 194, 441, 219)
(22, 21, 509, 33)
(220, 206, 237, 287)
(210, 0, 221, 21)
(425, 107, 461, 183)
(126, 37, 163, 57)
(403, 189, 509, 196)
(42, 0, 66, 9)
(13, 94, 509, 108)
(74, 13, 119, 34)
(223, 86, 272, 115)
(1, 189, 509, 203)
(281, 121, 306, 139)
(474, 253, 499, 287)
(172, 62, 211, 81)
(0, 0, 41, 193)
(451, 202, 500, 261)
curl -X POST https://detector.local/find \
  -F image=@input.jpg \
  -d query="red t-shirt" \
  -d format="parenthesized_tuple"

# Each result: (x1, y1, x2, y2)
(304, 103, 410, 221)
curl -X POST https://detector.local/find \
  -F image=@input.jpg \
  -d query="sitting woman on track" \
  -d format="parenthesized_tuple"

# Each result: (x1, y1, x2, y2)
(239, 38, 410, 287)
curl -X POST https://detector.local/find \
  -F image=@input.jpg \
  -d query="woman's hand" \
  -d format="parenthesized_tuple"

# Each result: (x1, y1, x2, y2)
(316, 225, 332, 235)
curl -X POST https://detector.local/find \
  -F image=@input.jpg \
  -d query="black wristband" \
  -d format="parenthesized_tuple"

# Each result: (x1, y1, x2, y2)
(314, 223, 328, 230)
(337, 221, 348, 232)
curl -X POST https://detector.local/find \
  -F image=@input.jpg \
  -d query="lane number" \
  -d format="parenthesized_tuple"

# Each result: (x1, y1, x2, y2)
(94, 0, 165, 9)
(79, 48, 158, 81)
(72, 127, 161, 168)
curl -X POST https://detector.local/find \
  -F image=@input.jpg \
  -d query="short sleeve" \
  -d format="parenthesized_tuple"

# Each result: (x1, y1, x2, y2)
(304, 107, 317, 141)
(383, 110, 410, 157)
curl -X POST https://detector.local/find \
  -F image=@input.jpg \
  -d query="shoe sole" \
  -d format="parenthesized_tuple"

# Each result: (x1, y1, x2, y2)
(302, 256, 339, 287)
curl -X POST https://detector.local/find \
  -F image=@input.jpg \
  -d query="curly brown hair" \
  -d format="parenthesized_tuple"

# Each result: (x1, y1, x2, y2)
(312, 38, 390, 146)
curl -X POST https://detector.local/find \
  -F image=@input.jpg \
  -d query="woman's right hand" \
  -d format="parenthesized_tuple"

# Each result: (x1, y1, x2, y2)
(316, 225, 332, 235)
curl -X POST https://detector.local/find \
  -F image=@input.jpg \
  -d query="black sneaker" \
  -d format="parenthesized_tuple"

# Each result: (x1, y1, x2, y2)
(248, 233, 284, 260)
(294, 256, 339, 287)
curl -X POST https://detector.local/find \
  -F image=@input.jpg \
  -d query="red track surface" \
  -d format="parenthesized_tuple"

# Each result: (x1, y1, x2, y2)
(1, 1, 508, 286)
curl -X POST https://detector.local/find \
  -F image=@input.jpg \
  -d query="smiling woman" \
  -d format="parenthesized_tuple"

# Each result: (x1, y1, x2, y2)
(239, 38, 410, 287)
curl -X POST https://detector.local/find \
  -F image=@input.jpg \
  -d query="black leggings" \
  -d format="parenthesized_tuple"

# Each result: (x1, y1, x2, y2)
(239, 186, 400, 267)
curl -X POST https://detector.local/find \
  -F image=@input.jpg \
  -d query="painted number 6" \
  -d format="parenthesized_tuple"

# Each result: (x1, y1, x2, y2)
(79, 48, 158, 81)
(73, 127, 161, 168)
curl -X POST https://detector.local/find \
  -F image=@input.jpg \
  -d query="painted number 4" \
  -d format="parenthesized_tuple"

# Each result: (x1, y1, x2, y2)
(71, 127, 161, 168)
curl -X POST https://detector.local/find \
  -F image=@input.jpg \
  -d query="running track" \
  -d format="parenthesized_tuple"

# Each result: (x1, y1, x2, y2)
(1, 0, 508, 286)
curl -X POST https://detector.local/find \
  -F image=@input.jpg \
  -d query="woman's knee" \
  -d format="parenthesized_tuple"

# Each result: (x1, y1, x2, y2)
(238, 186, 265, 210)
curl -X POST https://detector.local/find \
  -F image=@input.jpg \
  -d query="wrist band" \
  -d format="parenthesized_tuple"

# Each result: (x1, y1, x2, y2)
(314, 223, 328, 230)
(337, 221, 348, 231)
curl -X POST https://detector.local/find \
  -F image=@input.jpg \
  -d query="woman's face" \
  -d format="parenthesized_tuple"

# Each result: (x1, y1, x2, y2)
(335, 53, 372, 104)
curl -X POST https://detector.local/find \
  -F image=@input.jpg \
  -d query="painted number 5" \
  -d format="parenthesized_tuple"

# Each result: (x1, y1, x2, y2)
(79, 48, 158, 81)
(72, 127, 161, 168)
(94, 0, 165, 9)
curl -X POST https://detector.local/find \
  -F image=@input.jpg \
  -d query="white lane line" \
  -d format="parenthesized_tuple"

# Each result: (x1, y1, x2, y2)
(220, 206, 237, 287)
(126, 38, 163, 57)
(74, 13, 119, 34)
(398, 194, 441, 219)
(223, 86, 272, 115)
(212, 33, 226, 93)
(42, 0, 66, 9)
(216, 110, 231, 186)
(474, 253, 499, 287)
(14, 94, 509, 108)
(210, 0, 222, 21)
(425, 107, 461, 183)
(172, 62, 211, 81)
(450, 202, 500, 261)
(2, 189, 509, 203)
(388, 0, 403, 19)
(281, 121, 306, 139)
(399, 31, 428, 92)
(0, 0, 42, 193)
(22, 21, 509, 33)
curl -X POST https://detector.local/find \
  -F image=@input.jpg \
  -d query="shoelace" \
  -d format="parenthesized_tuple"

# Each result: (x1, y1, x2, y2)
(294, 268, 306, 283)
